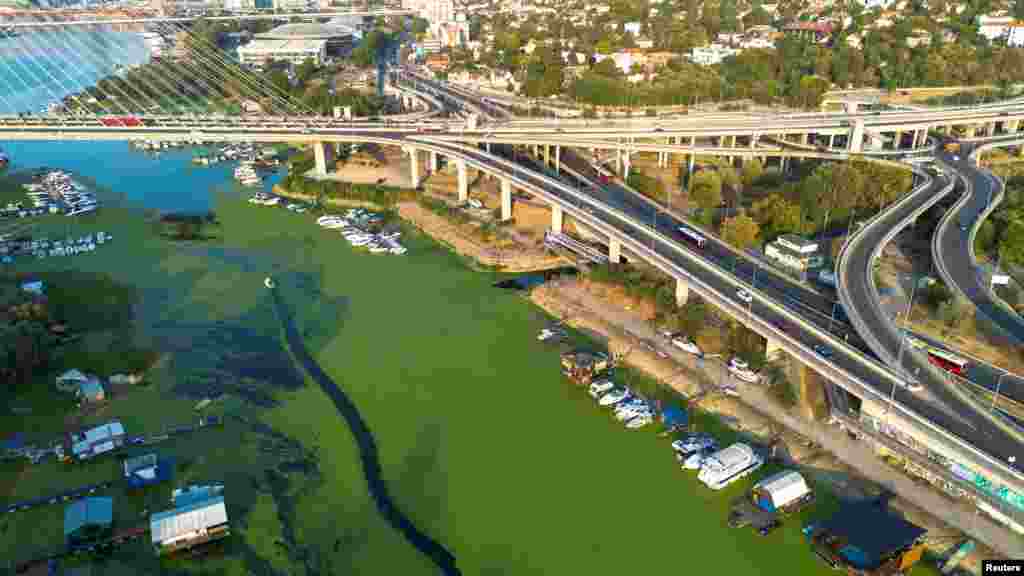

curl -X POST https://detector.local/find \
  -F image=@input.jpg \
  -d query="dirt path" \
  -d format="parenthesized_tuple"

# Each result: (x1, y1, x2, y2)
(396, 201, 566, 272)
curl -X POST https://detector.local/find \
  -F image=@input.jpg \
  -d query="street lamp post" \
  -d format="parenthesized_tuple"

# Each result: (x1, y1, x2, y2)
(895, 275, 918, 369)
(993, 372, 1007, 414)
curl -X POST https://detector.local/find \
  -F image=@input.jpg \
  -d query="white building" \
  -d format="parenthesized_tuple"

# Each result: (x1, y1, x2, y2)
(150, 495, 230, 555)
(764, 234, 823, 272)
(978, 15, 1015, 40)
(222, 0, 254, 11)
(1008, 23, 1024, 46)
(273, 0, 311, 9)
(237, 38, 327, 67)
(687, 44, 740, 66)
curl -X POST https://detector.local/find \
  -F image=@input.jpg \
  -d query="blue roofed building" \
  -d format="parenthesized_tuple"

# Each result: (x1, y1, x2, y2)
(64, 497, 113, 546)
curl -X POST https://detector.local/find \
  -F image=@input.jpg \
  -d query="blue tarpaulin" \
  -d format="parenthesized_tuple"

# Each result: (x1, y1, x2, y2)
(661, 406, 688, 428)
(1, 433, 24, 450)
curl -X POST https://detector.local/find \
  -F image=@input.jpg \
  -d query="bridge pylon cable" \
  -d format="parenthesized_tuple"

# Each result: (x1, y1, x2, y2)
(68, 21, 205, 116)
(151, 20, 301, 117)
(14, 24, 108, 121)
(117, 23, 239, 116)
(4, 27, 75, 122)
(38, 21, 158, 117)
(160, 21, 321, 118)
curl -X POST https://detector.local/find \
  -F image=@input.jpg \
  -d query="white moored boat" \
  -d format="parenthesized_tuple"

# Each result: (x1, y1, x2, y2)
(697, 443, 764, 490)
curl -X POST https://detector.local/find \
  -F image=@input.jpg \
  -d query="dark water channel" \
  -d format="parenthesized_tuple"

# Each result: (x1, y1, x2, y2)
(269, 284, 460, 576)
(493, 267, 577, 290)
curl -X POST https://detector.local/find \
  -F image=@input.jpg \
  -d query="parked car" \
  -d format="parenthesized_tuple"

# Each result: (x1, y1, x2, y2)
(736, 289, 753, 303)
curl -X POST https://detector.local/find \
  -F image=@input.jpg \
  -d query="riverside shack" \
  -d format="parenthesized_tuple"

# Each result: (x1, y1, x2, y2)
(804, 500, 926, 575)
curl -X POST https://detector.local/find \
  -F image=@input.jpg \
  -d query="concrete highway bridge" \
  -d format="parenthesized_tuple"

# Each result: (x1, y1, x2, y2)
(4, 15, 1024, 551)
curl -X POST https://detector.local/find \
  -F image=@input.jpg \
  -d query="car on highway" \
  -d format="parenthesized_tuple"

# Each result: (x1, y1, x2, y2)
(813, 344, 833, 359)
(736, 289, 753, 303)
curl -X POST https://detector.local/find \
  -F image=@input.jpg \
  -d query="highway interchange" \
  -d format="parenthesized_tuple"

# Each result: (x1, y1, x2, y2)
(6, 69, 1024, 523)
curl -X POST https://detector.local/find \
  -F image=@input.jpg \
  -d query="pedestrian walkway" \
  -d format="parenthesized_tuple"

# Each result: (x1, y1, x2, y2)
(550, 282, 1024, 558)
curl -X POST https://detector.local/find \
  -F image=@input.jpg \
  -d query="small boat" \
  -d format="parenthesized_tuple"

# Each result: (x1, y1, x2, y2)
(588, 379, 615, 399)
(264, 277, 275, 289)
(599, 388, 630, 407)
(625, 413, 653, 429)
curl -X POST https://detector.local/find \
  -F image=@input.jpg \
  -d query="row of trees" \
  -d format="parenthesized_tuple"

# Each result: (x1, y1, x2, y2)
(686, 159, 912, 251)
(474, 0, 1024, 108)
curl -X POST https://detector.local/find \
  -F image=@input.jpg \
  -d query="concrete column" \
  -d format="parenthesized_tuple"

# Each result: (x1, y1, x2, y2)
(675, 277, 689, 307)
(688, 154, 695, 179)
(988, 122, 997, 137)
(609, 238, 621, 263)
(551, 204, 563, 233)
(800, 133, 809, 146)
(750, 135, 759, 149)
(314, 141, 328, 176)
(456, 159, 468, 202)
(966, 125, 977, 138)
(893, 131, 903, 150)
(544, 144, 551, 167)
(485, 142, 491, 153)
(554, 145, 561, 174)
(408, 147, 419, 188)
(501, 179, 512, 221)
(848, 120, 865, 153)
(765, 338, 783, 361)
(827, 134, 835, 149)
(429, 150, 438, 172)
(616, 148, 622, 174)
(1009, 120, 1021, 133)
(623, 153, 631, 178)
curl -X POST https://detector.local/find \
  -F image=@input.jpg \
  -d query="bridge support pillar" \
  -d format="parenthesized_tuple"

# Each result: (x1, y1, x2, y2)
(987, 122, 997, 137)
(485, 142, 491, 153)
(544, 144, 551, 167)
(429, 150, 438, 173)
(501, 179, 512, 221)
(827, 133, 835, 149)
(848, 120, 865, 153)
(623, 153, 631, 178)
(555, 145, 561, 174)
(893, 130, 903, 150)
(966, 125, 977, 138)
(609, 239, 621, 264)
(313, 141, 332, 177)
(765, 338, 784, 361)
(456, 159, 468, 202)
(799, 133, 809, 146)
(408, 147, 420, 188)
(1009, 120, 1021, 133)
(675, 278, 689, 307)
(688, 154, 695, 179)
(551, 205, 563, 234)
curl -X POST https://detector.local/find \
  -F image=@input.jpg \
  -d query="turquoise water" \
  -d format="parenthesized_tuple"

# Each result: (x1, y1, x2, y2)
(0, 30, 148, 114)
(4, 140, 282, 212)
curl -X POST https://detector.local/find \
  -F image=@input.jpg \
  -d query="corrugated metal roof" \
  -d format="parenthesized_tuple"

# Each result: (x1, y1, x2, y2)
(150, 496, 228, 545)
(64, 497, 113, 536)
(256, 22, 355, 39)
(753, 470, 810, 506)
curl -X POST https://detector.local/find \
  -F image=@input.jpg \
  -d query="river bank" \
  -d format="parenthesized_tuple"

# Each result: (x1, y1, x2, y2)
(274, 183, 567, 273)
(529, 278, 988, 571)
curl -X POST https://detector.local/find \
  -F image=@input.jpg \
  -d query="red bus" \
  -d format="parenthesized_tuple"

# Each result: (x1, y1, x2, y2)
(926, 346, 968, 376)
(677, 224, 706, 249)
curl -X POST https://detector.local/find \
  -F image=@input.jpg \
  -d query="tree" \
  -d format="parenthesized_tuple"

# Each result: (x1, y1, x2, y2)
(1015, 0, 1024, 21)
(689, 170, 723, 225)
(999, 220, 1024, 267)
(721, 0, 739, 32)
(741, 158, 764, 190)
(721, 214, 761, 250)
(752, 193, 801, 237)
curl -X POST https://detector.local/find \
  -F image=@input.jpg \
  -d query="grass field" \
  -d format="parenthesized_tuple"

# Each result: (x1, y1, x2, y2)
(0, 185, 943, 575)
